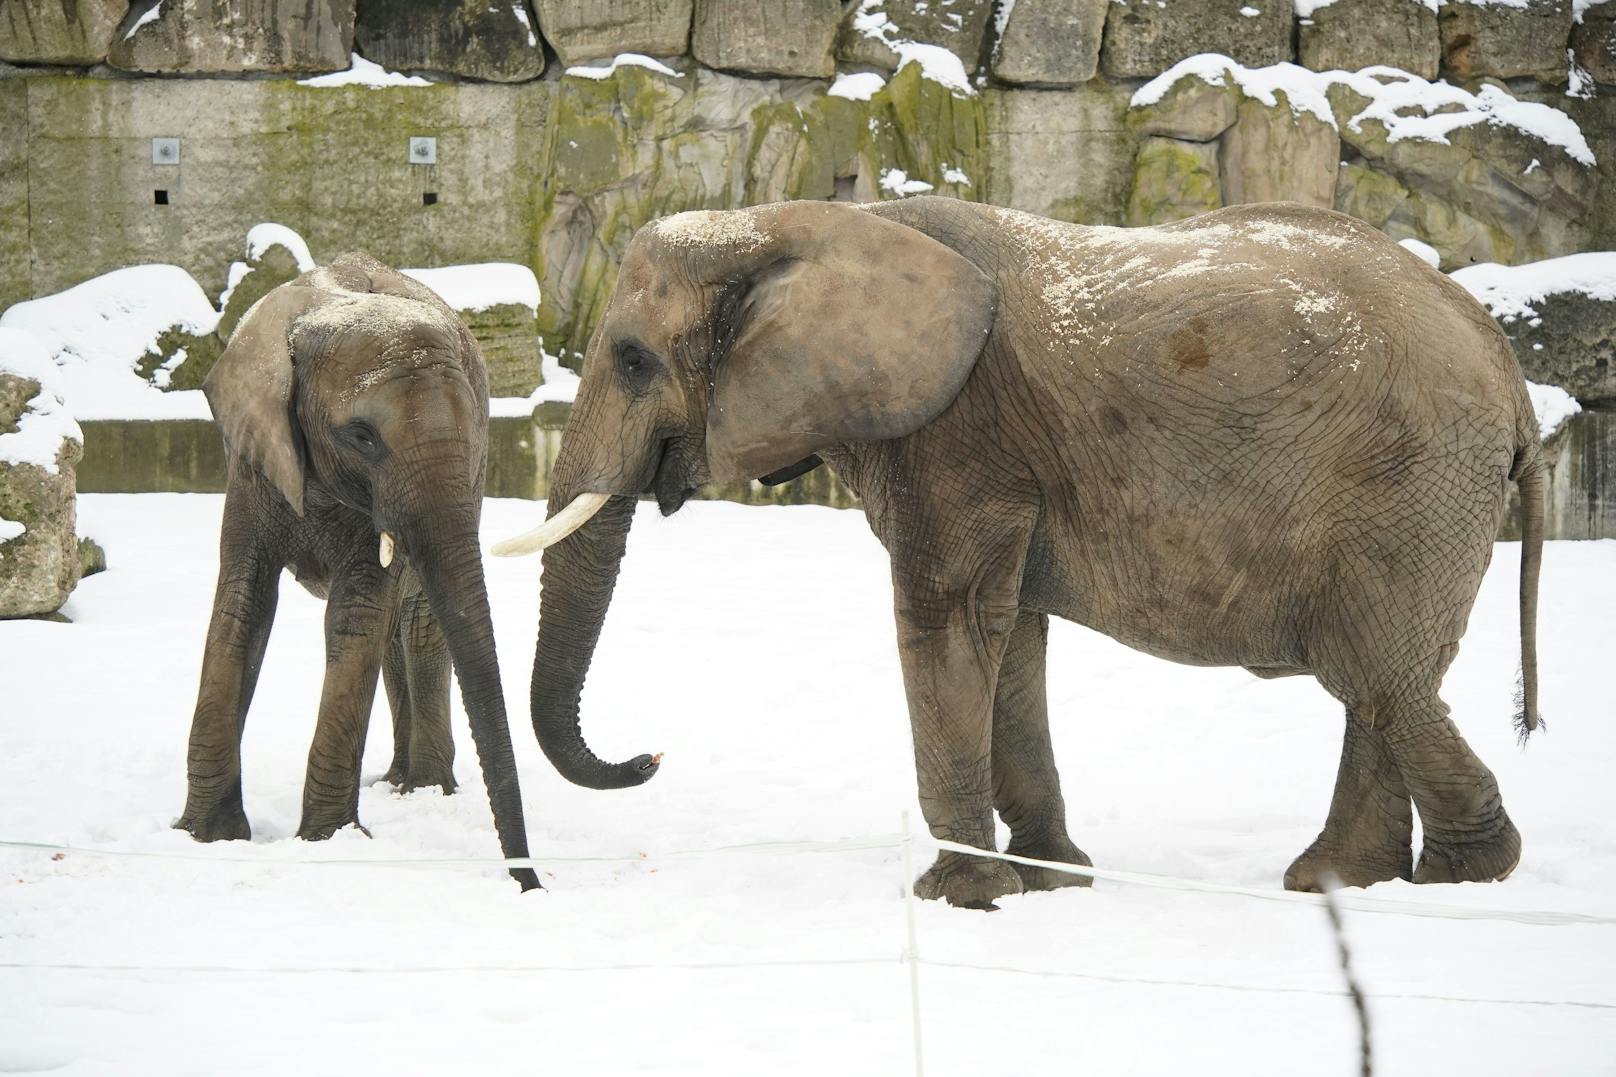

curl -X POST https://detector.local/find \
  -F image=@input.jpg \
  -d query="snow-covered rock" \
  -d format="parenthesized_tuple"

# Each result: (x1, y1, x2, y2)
(403, 264, 543, 397)
(0, 265, 220, 419)
(838, 0, 996, 78)
(0, 328, 84, 617)
(533, 0, 692, 69)
(1453, 253, 1616, 402)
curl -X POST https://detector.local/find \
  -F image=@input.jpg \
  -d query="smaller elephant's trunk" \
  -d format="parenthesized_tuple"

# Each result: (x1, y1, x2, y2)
(529, 485, 661, 789)
(409, 511, 540, 891)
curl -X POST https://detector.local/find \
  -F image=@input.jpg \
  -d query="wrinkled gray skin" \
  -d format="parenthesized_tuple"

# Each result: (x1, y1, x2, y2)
(178, 252, 538, 891)
(524, 199, 1544, 909)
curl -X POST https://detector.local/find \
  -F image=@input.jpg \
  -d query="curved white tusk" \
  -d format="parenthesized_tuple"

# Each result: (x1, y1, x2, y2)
(379, 531, 396, 568)
(491, 492, 611, 557)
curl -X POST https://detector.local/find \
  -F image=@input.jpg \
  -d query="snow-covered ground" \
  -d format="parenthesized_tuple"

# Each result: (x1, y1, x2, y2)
(2, 496, 1614, 1075)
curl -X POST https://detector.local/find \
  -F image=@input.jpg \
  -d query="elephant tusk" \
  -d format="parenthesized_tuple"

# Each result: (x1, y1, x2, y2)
(491, 492, 611, 557)
(379, 531, 396, 568)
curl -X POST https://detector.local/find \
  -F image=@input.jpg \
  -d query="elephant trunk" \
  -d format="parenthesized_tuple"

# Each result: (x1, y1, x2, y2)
(407, 504, 541, 891)
(530, 481, 661, 789)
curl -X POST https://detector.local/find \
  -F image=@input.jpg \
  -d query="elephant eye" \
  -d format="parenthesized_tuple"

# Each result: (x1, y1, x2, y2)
(615, 343, 662, 391)
(340, 420, 384, 458)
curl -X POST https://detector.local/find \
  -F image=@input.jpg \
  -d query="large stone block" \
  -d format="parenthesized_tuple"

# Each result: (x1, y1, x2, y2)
(0, 79, 28, 313)
(691, 0, 839, 78)
(1126, 136, 1220, 225)
(109, 0, 354, 74)
(354, 0, 545, 82)
(1217, 96, 1338, 208)
(0, 336, 83, 619)
(1102, 0, 1291, 78)
(990, 0, 1109, 86)
(1438, 0, 1574, 83)
(982, 82, 1137, 223)
(534, 0, 691, 66)
(1129, 72, 1237, 141)
(1573, 2, 1616, 85)
(0, 0, 127, 65)
(1299, 0, 1440, 78)
(837, 0, 995, 73)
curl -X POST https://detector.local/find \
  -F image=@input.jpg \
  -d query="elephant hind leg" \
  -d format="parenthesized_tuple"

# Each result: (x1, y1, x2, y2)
(992, 611, 1091, 892)
(1285, 708, 1413, 892)
(1381, 691, 1520, 884)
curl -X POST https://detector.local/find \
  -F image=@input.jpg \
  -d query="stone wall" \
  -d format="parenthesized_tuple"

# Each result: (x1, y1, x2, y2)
(2, 1, 1613, 362)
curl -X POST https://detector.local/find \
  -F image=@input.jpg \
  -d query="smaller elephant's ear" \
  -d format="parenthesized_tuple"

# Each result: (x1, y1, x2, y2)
(203, 284, 320, 516)
(695, 202, 997, 483)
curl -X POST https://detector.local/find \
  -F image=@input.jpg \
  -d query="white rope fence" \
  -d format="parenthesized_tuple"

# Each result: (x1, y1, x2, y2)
(5, 821, 1615, 1077)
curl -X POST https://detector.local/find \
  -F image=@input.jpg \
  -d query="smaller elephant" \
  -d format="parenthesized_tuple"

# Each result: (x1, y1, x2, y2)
(177, 252, 538, 891)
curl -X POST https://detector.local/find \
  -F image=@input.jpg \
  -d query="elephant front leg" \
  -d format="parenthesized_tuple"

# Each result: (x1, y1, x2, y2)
(896, 580, 1025, 910)
(1285, 708, 1414, 891)
(176, 505, 281, 842)
(299, 558, 401, 841)
(992, 611, 1091, 892)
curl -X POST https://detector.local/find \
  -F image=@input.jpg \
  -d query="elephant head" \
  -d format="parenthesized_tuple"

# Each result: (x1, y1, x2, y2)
(496, 202, 997, 790)
(205, 254, 534, 884)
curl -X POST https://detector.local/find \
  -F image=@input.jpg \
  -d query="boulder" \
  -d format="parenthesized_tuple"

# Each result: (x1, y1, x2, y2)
(1298, 0, 1440, 79)
(1217, 96, 1338, 209)
(982, 82, 1137, 223)
(354, 0, 545, 82)
(691, 0, 839, 78)
(1451, 255, 1616, 402)
(533, 0, 692, 67)
(837, 0, 996, 74)
(0, 0, 128, 65)
(0, 329, 84, 619)
(1438, 0, 1574, 84)
(1126, 136, 1221, 225)
(1102, 0, 1291, 78)
(1573, 1, 1616, 85)
(1129, 72, 1238, 141)
(401, 263, 545, 397)
(990, 0, 1109, 86)
(1335, 161, 1412, 230)
(109, 0, 355, 74)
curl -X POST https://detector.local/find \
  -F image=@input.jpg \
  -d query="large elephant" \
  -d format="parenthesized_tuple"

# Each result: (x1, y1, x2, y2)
(499, 198, 1543, 909)
(178, 252, 538, 891)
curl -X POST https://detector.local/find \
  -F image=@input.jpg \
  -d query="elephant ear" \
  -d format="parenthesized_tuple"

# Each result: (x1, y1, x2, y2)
(695, 202, 997, 484)
(203, 283, 322, 516)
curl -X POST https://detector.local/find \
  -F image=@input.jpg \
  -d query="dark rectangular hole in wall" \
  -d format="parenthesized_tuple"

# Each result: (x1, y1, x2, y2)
(154, 189, 169, 205)
(422, 192, 438, 206)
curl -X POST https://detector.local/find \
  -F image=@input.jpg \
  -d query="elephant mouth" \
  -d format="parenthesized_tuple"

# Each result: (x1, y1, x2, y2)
(650, 435, 700, 516)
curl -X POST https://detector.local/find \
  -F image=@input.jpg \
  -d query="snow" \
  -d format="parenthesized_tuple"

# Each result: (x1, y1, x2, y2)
(652, 210, 767, 251)
(511, 2, 537, 47)
(0, 328, 82, 475)
(1, 495, 1613, 1073)
(0, 265, 220, 422)
(0, 516, 23, 543)
(879, 168, 934, 196)
(1576, 0, 1612, 22)
(401, 264, 541, 316)
(122, 0, 162, 42)
(1450, 252, 1616, 323)
(297, 54, 431, 88)
(1398, 237, 1442, 267)
(1131, 57, 1596, 167)
(1239, 5, 1263, 15)
(564, 53, 682, 80)
(828, 71, 887, 101)
(1296, 0, 1436, 11)
(941, 164, 972, 186)
(1527, 382, 1582, 438)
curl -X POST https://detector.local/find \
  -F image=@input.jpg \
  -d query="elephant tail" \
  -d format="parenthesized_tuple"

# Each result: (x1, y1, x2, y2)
(1511, 450, 1545, 743)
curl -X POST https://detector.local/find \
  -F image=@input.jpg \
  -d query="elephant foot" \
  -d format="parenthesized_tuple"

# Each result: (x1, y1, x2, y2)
(174, 798, 251, 843)
(914, 850, 1024, 910)
(1415, 815, 1521, 884)
(381, 762, 457, 795)
(1284, 836, 1412, 892)
(1007, 837, 1093, 893)
(297, 815, 371, 842)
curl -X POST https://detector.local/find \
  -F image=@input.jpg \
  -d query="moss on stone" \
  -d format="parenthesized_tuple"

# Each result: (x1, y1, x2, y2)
(1127, 136, 1221, 226)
